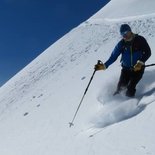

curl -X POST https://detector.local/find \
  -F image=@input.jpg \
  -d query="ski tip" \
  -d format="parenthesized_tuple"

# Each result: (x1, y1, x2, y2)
(69, 122, 74, 128)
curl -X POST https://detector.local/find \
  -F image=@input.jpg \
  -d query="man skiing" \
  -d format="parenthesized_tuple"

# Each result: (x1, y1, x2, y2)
(95, 24, 151, 97)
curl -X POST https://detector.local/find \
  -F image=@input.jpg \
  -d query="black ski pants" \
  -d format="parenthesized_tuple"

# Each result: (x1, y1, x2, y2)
(116, 68, 144, 97)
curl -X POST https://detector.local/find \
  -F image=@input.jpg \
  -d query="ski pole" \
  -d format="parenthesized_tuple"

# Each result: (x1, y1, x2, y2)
(69, 60, 102, 127)
(145, 63, 155, 67)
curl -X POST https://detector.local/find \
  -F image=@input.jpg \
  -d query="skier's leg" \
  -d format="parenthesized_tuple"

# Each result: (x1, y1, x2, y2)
(126, 69, 144, 97)
(114, 68, 130, 95)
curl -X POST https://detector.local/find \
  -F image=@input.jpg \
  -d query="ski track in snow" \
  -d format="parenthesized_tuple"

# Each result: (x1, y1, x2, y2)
(92, 98, 146, 127)
(87, 70, 155, 134)
(78, 94, 155, 138)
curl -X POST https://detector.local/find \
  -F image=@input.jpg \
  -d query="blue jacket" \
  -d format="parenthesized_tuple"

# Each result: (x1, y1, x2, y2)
(105, 34, 151, 69)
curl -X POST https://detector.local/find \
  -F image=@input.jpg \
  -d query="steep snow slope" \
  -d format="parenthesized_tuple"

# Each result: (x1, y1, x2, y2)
(0, 0, 155, 155)
(91, 0, 155, 19)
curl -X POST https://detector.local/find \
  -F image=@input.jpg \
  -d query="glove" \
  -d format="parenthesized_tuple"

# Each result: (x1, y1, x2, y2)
(94, 62, 106, 71)
(134, 60, 144, 72)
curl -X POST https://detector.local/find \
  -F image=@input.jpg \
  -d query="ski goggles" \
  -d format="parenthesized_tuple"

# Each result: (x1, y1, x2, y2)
(121, 31, 129, 37)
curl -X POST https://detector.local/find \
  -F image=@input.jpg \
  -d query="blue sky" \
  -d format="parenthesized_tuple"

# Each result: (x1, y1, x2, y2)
(0, 0, 109, 86)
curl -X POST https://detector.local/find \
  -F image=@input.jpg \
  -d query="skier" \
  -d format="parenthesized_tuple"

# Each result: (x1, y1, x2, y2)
(95, 24, 151, 97)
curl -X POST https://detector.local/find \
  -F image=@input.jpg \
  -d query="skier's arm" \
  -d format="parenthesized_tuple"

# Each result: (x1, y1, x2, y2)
(140, 37, 151, 62)
(134, 37, 151, 72)
(104, 42, 122, 68)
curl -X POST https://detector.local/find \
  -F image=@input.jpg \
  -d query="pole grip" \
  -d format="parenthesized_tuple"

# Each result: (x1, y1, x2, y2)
(97, 60, 103, 65)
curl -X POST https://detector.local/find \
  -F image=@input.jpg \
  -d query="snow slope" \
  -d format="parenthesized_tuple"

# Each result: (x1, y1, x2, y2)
(0, 0, 155, 155)
(91, 0, 155, 19)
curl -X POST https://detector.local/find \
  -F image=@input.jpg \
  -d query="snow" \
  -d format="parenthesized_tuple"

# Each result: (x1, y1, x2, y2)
(91, 0, 155, 19)
(0, 0, 155, 155)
